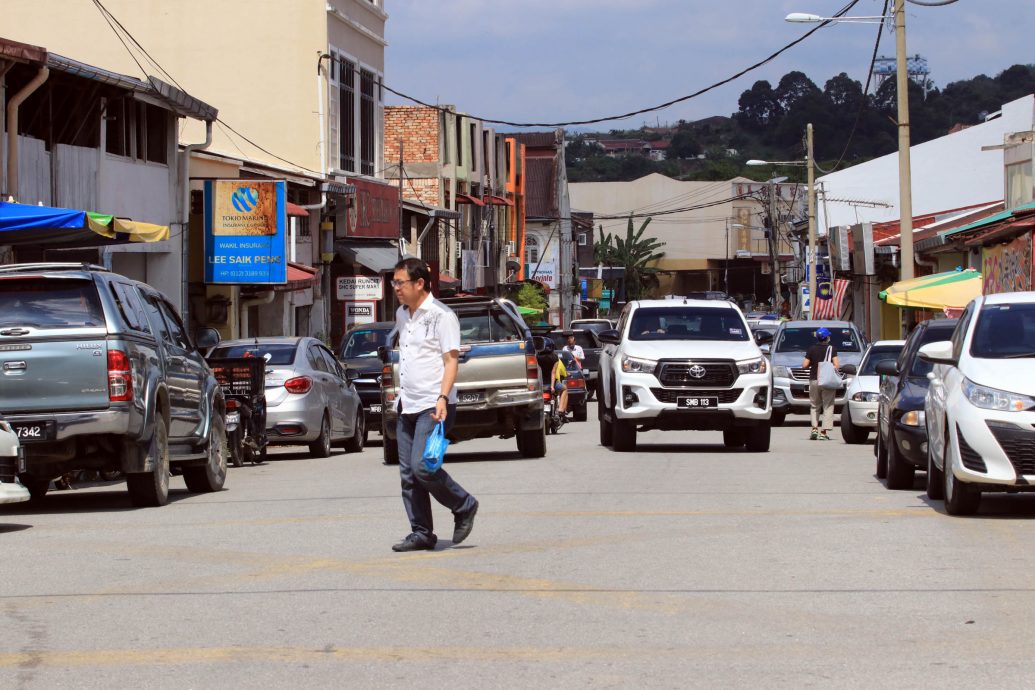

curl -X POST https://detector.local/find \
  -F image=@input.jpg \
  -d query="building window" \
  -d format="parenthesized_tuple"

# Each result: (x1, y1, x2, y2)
(577, 232, 587, 246)
(525, 235, 539, 264)
(339, 58, 355, 172)
(105, 99, 168, 164)
(360, 69, 375, 176)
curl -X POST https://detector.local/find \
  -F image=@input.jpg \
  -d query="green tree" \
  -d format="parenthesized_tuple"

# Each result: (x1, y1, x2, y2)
(596, 216, 666, 301)
(513, 282, 548, 315)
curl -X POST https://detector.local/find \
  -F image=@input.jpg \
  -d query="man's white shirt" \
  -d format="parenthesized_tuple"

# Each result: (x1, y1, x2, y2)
(396, 294, 461, 413)
(563, 344, 585, 361)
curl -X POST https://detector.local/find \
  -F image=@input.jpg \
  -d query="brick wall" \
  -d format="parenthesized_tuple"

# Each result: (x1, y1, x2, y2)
(385, 105, 442, 206)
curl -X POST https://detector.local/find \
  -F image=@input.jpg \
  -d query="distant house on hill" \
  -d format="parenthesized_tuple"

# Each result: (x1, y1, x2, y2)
(596, 139, 651, 158)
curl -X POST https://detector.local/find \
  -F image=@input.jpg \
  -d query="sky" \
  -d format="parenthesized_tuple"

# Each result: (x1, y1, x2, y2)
(384, 0, 1035, 132)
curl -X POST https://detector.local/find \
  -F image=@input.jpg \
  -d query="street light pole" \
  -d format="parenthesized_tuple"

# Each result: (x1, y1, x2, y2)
(768, 179, 780, 311)
(894, 0, 914, 283)
(807, 123, 817, 321)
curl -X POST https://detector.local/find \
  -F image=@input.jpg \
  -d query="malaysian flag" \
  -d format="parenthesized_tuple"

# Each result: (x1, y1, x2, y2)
(812, 278, 851, 319)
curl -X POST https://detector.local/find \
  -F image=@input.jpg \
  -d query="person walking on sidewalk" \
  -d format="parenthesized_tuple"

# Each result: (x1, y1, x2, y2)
(802, 327, 840, 441)
(390, 258, 479, 552)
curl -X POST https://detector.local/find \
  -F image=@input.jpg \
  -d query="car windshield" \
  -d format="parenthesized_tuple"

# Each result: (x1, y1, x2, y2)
(209, 343, 297, 365)
(860, 346, 902, 375)
(776, 327, 861, 353)
(571, 321, 611, 335)
(628, 307, 748, 341)
(457, 309, 522, 344)
(970, 304, 1035, 358)
(342, 328, 390, 359)
(0, 278, 105, 328)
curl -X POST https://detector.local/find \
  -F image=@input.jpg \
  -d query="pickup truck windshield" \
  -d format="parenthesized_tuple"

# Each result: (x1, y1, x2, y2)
(342, 327, 391, 358)
(776, 327, 861, 353)
(628, 307, 748, 341)
(457, 309, 522, 344)
(0, 278, 105, 328)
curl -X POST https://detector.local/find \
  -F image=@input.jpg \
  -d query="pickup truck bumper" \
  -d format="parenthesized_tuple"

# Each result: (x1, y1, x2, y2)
(0, 481, 29, 504)
(4, 408, 132, 442)
(383, 390, 543, 443)
(613, 372, 771, 430)
(772, 376, 848, 414)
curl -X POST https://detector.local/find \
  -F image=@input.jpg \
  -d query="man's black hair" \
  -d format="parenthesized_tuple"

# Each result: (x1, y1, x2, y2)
(394, 257, 433, 292)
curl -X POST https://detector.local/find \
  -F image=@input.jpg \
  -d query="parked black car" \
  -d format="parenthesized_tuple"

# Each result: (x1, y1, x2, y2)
(548, 329, 602, 400)
(338, 321, 396, 436)
(875, 318, 959, 490)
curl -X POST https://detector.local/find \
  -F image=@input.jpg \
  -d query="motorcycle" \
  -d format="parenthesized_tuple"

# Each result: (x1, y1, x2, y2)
(207, 357, 268, 466)
(543, 390, 566, 435)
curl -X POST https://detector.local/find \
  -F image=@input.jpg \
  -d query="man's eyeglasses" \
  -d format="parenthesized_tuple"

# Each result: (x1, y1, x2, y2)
(390, 279, 414, 288)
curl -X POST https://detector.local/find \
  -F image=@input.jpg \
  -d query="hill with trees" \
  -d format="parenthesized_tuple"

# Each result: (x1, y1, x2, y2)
(566, 63, 1035, 184)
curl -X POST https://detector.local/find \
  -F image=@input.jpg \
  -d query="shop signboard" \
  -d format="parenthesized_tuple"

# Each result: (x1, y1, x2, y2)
(204, 180, 287, 284)
(343, 177, 400, 239)
(527, 261, 556, 289)
(344, 301, 377, 327)
(336, 275, 383, 301)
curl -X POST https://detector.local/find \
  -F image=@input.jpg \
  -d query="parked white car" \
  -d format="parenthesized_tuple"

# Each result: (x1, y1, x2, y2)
(0, 418, 29, 504)
(839, 340, 906, 444)
(923, 292, 1035, 515)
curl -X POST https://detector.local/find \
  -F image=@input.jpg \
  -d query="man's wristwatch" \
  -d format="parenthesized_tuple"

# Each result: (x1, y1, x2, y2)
(437, 395, 449, 402)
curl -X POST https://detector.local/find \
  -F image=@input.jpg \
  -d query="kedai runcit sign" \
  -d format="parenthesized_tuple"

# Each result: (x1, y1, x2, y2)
(204, 180, 287, 284)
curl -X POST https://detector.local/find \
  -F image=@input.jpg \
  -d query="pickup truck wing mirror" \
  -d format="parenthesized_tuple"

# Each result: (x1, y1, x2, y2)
(874, 360, 899, 376)
(918, 340, 956, 366)
(597, 329, 621, 345)
(839, 363, 857, 375)
(531, 336, 547, 353)
(195, 327, 220, 349)
(377, 345, 389, 363)
(753, 330, 774, 345)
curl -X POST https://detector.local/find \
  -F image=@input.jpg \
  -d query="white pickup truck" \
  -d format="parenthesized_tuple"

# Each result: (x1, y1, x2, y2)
(597, 299, 773, 452)
(0, 418, 29, 504)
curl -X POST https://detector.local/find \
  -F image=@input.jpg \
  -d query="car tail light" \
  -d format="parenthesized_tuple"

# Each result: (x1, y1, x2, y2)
(526, 354, 540, 391)
(568, 378, 585, 389)
(382, 362, 396, 402)
(107, 348, 133, 402)
(284, 376, 313, 394)
(225, 398, 239, 411)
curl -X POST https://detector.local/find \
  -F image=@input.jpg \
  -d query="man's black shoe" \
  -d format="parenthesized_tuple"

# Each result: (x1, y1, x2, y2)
(452, 500, 479, 544)
(392, 533, 437, 552)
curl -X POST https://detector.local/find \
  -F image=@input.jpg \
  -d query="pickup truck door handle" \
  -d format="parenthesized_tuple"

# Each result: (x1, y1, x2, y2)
(0, 328, 30, 336)
(3, 361, 26, 371)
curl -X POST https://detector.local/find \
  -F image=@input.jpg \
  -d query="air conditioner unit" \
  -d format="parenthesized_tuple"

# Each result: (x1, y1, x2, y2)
(456, 241, 463, 259)
(506, 241, 516, 256)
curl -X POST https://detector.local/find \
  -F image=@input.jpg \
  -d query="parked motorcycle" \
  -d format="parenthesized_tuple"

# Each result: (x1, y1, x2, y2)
(207, 357, 268, 466)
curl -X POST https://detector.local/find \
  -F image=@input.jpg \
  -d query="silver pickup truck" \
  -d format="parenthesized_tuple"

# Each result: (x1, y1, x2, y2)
(379, 297, 546, 463)
(0, 263, 227, 507)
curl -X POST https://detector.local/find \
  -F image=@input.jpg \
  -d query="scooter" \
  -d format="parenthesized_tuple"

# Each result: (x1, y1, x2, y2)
(543, 391, 567, 435)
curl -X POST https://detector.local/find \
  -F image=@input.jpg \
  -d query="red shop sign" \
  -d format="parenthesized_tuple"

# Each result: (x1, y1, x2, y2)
(346, 177, 400, 239)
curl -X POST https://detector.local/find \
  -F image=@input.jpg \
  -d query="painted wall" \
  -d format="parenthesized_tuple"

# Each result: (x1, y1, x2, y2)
(982, 233, 1033, 294)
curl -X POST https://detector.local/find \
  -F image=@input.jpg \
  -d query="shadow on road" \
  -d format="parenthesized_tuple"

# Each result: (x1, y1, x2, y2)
(0, 523, 32, 533)
(0, 486, 195, 515)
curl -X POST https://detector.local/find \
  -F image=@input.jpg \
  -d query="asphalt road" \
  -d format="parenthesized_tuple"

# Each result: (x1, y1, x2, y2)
(4, 407, 1035, 689)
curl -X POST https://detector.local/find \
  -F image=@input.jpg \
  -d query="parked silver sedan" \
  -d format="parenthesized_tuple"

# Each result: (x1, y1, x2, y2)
(208, 337, 365, 457)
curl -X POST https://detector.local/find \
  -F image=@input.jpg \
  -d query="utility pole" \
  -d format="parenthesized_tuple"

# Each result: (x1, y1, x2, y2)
(398, 140, 405, 259)
(807, 123, 817, 322)
(895, 0, 913, 285)
(767, 180, 780, 312)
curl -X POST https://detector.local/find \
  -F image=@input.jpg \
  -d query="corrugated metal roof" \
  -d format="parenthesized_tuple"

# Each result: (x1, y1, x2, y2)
(524, 157, 557, 219)
(0, 36, 47, 64)
(508, 132, 557, 148)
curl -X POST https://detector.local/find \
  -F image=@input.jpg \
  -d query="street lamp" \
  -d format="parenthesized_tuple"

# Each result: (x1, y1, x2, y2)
(746, 127, 817, 320)
(787, 2, 914, 290)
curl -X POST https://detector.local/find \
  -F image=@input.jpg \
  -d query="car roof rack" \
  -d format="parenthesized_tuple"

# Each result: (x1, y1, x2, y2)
(0, 262, 110, 274)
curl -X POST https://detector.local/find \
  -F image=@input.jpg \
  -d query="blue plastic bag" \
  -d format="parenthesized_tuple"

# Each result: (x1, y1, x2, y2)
(422, 421, 449, 472)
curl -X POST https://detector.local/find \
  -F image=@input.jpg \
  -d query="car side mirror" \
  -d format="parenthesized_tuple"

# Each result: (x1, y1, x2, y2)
(597, 329, 621, 345)
(840, 363, 857, 375)
(918, 340, 957, 366)
(753, 330, 774, 344)
(759, 344, 770, 355)
(195, 327, 220, 349)
(345, 368, 359, 382)
(874, 360, 898, 376)
(531, 336, 547, 353)
(377, 345, 389, 363)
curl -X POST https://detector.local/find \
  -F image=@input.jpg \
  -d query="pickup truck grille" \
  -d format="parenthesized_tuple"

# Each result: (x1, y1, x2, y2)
(0, 456, 15, 483)
(790, 367, 811, 381)
(651, 388, 742, 404)
(656, 361, 737, 387)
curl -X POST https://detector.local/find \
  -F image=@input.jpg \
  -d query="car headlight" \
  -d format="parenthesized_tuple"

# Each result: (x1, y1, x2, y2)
(852, 391, 880, 402)
(737, 357, 767, 374)
(621, 355, 657, 374)
(773, 365, 791, 378)
(901, 410, 925, 426)
(962, 377, 1035, 412)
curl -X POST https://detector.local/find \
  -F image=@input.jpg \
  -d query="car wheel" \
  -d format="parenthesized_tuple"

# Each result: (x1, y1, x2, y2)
(127, 413, 170, 507)
(723, 429, 747, 448)
(344, 408, 366, 453)
(184, 412, 228, 493)
(840, 408, 868, 444)
(770, 412, 786, 427)
(22, 475, 51, 502)
(944, 435, 981, 516)
(926, 426, 945, 500)
(383, 436, 399, 465)
(745, 423, 772, 452)
(517, 420, 547, 458)
(875, 428, 888, 479)
(573, 404, 587, 422)
(308, 413, 332, 458)
(885, 429, 914, 490)
(612, 417, 637, 452)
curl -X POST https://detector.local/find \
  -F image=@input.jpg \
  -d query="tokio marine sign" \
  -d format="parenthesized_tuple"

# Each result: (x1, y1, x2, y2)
(204, 179, 287, 284)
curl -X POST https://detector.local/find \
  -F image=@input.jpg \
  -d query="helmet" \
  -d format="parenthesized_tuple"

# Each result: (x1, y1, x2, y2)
(815, 327, 831, 340)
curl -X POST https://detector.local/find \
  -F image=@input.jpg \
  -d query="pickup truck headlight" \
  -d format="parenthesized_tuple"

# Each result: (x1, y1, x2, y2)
(0, 419, 11, 434)
(773, 365, 791, 379)
(737, 357, 767, 374)
(621, 355, 657, 374)
(852, 391, 880, 402)
(901, 410, 926, 426)
(962, 377, 1035, 412)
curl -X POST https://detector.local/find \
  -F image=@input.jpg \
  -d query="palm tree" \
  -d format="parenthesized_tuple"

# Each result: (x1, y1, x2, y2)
(595, 216, 666, 301)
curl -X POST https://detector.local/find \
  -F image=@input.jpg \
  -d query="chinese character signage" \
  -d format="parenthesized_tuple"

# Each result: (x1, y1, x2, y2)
(204, 180, 287, 284)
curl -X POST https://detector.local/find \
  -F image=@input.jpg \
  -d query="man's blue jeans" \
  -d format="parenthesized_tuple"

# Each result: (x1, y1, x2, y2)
(396, 404, 476, 539)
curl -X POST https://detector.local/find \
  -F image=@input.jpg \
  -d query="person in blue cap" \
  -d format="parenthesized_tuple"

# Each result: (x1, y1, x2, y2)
(801, 327, 841, 440)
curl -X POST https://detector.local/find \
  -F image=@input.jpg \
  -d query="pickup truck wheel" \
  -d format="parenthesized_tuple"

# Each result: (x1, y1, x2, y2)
(127, 415, 170, 507)
(723, 429, 747, 448)
(840, 409, 868, 444)
(344, 408, 366, 453)
(885, 430, 914, 490)
(183, 413, 228, 493)
(383, 437, 399, 465)
(612, 418, 637, 452)
(22, 476, 51, 502)
(745, 423, 772, 452)
(598, 400, 614, 447)
(770, 412, 786, 427)
(308, 413, 332, 458)
(517, 421, 547, 458)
